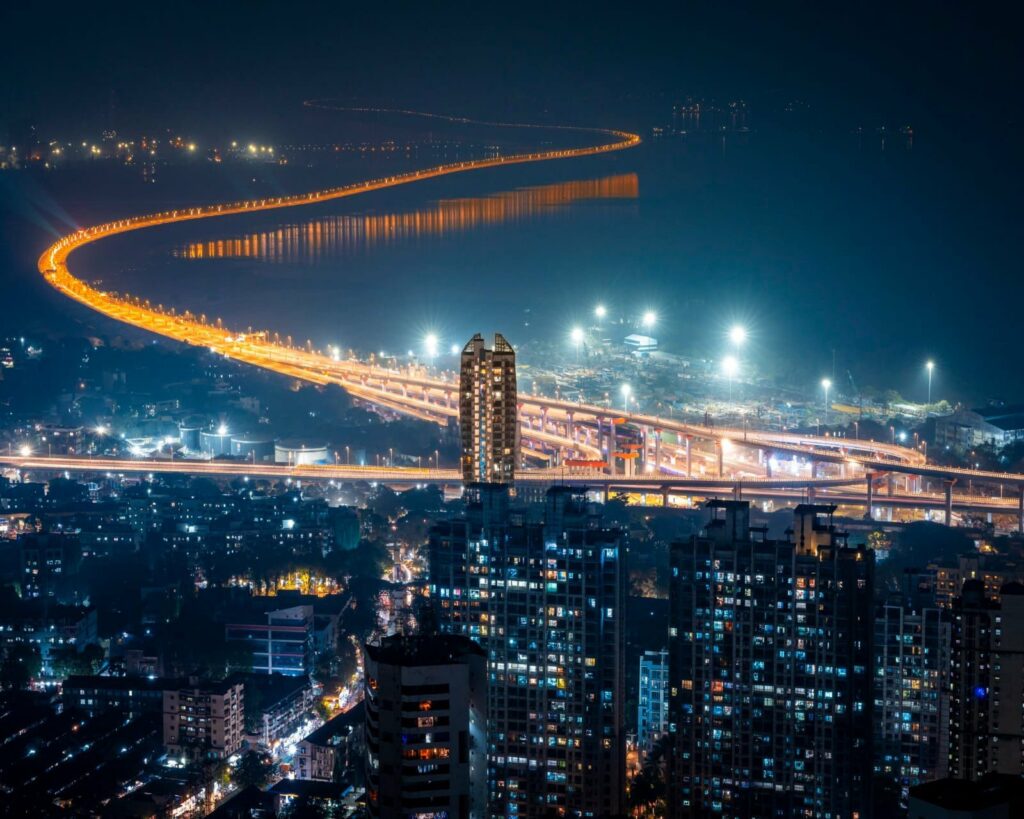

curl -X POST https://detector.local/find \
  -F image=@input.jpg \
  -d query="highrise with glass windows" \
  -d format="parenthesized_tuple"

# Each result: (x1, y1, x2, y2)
(873, 594, 951, 807)
(459, 333, 517, 484)
(429, 484, 625, 818)
(667, 501, 874, 819)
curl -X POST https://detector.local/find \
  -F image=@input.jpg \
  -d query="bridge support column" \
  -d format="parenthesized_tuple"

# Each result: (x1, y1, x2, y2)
(654, 429, 661, 473)
(807, 487, 817, 504)
(567, 412, 574, 442)
(887, 474, 895, 496)
(685, 435, 692, 477)
(732, 484, 742, 502)
(662, 487, 670, 507)
(609, 421, 617, 476)
(943, 479, 956, 526)
(1018, 490, 1024, 534)
(865, 473, 875, 521)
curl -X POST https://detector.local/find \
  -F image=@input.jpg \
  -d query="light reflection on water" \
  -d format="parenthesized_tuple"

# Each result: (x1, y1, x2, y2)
(172, 174, 639, 264)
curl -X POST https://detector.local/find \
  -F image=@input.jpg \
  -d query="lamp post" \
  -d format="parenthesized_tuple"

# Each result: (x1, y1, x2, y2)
(621, 384, 632, 413)
(570, 326, 584, 363)
(821, 378, 832, 424)
(722, 356, 739, 402)
(926, 360, 935, 406)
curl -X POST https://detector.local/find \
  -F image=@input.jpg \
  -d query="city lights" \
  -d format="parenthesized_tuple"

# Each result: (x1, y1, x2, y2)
(728, 324, 747, 346)
(19, 445, 30, 457)
(217, 424, 229, 436)
(641, 310, 657, 329)
(595, 304, 607, 320)
(424, 333, 439, 359)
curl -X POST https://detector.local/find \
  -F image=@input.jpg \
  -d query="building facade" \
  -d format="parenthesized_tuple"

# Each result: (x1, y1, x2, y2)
(163, 677, 245, 760)
(873, 601, 951, 806)
(949, 580, 1024, 779)
(459, 333, 517, 484)
(668, 502, 874, 819)
(225, 605, 313, 676)
(638, 649, 669, 758)
(429, 485, 625, 818)
(364, 635, 487, 819)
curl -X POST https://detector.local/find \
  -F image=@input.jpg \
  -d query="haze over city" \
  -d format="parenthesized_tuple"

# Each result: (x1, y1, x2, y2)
(0, 4, 1021, 819)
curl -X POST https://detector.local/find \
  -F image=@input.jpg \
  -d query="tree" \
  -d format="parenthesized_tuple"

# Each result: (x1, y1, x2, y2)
(1, 643, 42, 690)
(233, 750, 275, 790)
(279, 797, 327, 819)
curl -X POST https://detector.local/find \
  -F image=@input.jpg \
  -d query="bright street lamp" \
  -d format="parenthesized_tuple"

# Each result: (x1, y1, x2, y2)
(217, 423, 228, 436)
(450, 343, 460, 356)
(19, 445, 30, 458)
(926, 360, 935, 405)
(728, 324, 747, 346)
(595, 304, 607, 320)
(570, 326, 584, 362)
(621, 383, 632, 412)
(424, 333, 439, 360)
(821, 378, 832, 422)
(641, 310, 657, 330)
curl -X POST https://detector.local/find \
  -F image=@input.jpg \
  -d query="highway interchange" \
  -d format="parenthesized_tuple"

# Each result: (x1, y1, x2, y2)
(27, 107, 1024, 529)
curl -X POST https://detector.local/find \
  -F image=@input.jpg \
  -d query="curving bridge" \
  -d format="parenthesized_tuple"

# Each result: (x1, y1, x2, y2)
(31, 105, 1024, 528)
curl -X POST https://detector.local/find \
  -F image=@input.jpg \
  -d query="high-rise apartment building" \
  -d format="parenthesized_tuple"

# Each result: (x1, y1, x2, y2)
(949, 580, 1024, 779)
(363, 634, 487, 819)
(459, 333, 517, 484)
(668, 502, 874, 819)
(429, 485, 625, 818)
(638, 649, 669, 758)
(873, 598, 951, 806)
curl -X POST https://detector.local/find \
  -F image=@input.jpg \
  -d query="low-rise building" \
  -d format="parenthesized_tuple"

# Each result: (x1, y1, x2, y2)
(245, 673, 316, 749)
(936, 405, 1024, 451)
(63, 674, 167, 718)
(295, 702, 364, 782)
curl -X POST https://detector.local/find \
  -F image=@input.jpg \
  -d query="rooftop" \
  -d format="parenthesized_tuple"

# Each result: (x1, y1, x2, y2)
(365, 633, 486, 667)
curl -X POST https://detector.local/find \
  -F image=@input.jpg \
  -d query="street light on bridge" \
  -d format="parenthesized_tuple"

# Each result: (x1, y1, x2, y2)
(621, 383, 632, 412)
(821, 378, 832, 424)
(926, 360, 935, 406)
(641, 310, 657, 330)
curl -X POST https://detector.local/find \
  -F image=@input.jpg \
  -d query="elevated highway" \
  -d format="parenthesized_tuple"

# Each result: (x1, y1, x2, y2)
(31, 106, 1024, 528)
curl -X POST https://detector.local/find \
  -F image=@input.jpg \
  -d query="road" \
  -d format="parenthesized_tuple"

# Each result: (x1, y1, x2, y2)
(30, 106, 1024, 525)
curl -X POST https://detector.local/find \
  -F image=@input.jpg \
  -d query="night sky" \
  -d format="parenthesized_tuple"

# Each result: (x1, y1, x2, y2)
(2, 2, 1021, 399)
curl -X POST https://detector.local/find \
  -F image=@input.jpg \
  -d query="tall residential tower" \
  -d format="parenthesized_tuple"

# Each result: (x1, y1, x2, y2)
(429, 485, 626, 818)
(668, 502, 874, 819)
(459, 333, 517, 484)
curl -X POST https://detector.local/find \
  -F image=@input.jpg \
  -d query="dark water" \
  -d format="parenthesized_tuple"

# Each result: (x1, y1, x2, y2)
(4, 121, 1020, 403)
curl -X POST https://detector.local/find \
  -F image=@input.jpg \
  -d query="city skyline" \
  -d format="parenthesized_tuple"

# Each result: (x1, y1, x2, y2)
(1, 4, 1022, 819)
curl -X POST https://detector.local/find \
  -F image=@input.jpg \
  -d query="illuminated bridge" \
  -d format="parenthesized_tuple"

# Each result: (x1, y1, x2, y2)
(32, 106, 1024, 530)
